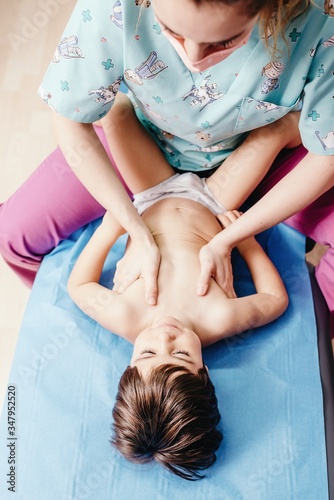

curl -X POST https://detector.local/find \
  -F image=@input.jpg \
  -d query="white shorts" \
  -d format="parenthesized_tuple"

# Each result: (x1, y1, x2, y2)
(133, 172, 226, 216)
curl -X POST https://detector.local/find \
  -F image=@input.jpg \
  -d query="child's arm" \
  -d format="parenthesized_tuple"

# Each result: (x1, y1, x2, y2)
(235, 234, 289, 325)
(67, 212, 128, 333)
(213, 211, 288, 338)
(206, 112, 301, 210)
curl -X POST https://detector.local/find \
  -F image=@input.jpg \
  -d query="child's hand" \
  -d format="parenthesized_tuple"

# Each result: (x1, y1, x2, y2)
(217, 210, 243, 229)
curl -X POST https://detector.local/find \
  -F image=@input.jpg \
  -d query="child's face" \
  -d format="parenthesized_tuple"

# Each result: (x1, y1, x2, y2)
(130, 317, 204, 377)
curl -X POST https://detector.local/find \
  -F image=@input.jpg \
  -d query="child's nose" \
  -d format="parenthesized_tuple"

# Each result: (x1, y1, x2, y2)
(159, 330, 176, 343)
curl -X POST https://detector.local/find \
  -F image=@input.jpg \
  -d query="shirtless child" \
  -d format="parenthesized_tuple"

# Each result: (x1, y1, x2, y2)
(68, 95, 296, 480)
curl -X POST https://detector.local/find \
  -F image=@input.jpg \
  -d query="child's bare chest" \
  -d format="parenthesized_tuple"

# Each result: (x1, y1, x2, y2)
(122, 261, 228, 344)
(122, 198, 227, 342)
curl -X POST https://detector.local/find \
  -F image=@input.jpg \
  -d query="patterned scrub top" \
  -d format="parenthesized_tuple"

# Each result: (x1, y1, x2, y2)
(38, 0, 334, 172)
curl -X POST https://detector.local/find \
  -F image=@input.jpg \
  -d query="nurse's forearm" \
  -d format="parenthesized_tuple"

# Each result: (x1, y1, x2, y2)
(52, 112, 153, 241)
(212, 152, 334, 249)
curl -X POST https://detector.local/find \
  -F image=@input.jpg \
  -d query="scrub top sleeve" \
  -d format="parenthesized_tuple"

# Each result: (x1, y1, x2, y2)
(299, 18, 334, 155)
(37, 0, 125, 123)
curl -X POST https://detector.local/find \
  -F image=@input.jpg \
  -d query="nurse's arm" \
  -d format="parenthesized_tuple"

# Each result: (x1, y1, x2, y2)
(198, 152, 334, 296)
(52, 111, 160, 305)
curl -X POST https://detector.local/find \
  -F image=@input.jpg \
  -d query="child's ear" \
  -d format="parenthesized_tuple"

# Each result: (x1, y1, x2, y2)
(204, 365, 209, 373)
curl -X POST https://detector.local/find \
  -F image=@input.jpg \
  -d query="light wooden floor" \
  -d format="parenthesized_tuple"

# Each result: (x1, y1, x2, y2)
(0, 0, 76, 408)
(0, 1, 333, 412)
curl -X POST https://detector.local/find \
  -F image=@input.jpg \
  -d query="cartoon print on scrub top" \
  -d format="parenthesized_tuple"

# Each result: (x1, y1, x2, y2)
(324, 0, 334, 16)
(110, 0, 151, 32)
(145, 123, 176, 155)
(40, 92, 55, 110)
(143, 103, 167, 123)
(124, 51, 168, 85)
(182, 76, 224, 112)
(196, 131, 211, 143)
(198, 143, 226, 153)
(156, 135, 175, 156)
(323, 35, 334, 47)
(253, 99, 282, 113)
(194, 131, 225, 152)
(244, 98, 283, 113)
(161, 131, 175, 141)
(88, 77, 123, 106)
(135, 0, 151, 6)
(110, 0, 123, 30)
(160, 131, 176, 154)
(261, 62, 286, 94)
(313, 28, 334, 151)
(316, 130, 334, 150)
(52, 36, 84, 63)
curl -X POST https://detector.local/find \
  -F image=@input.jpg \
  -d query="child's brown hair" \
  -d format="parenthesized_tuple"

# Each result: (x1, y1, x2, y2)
(111, 364, 223, 480)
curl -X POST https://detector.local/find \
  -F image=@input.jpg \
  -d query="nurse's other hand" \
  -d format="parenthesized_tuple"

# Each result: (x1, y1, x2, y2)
(196, 238, 236, 299)
(112, 237, 160, 305)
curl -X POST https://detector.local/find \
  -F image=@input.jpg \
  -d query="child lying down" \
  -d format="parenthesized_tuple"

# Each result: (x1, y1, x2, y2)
(67, 92, 300, 480)
(67, 178, 288, 481)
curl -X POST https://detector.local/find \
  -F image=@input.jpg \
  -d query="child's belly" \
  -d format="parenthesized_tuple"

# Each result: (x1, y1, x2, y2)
(142, 197, 222, 246)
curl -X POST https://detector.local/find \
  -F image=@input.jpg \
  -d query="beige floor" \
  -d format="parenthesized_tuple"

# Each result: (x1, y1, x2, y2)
(0, 2, 333, 412)
(0, 0, 76, 409)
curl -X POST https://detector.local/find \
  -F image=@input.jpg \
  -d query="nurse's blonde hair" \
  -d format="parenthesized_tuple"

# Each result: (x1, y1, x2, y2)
(193, 0, 312, 56)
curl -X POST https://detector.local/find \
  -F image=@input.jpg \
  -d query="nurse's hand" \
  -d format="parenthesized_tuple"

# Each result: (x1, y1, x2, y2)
(196, 211, 240, 298)
(112, 236, 160, 305)
(197, 240, 236, 298)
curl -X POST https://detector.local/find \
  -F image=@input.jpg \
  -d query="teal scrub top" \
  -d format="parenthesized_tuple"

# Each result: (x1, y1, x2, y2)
(38, 0, 334, 171)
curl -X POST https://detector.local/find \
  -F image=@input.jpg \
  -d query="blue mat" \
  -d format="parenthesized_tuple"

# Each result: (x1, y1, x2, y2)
(0, 221, 328, 499)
